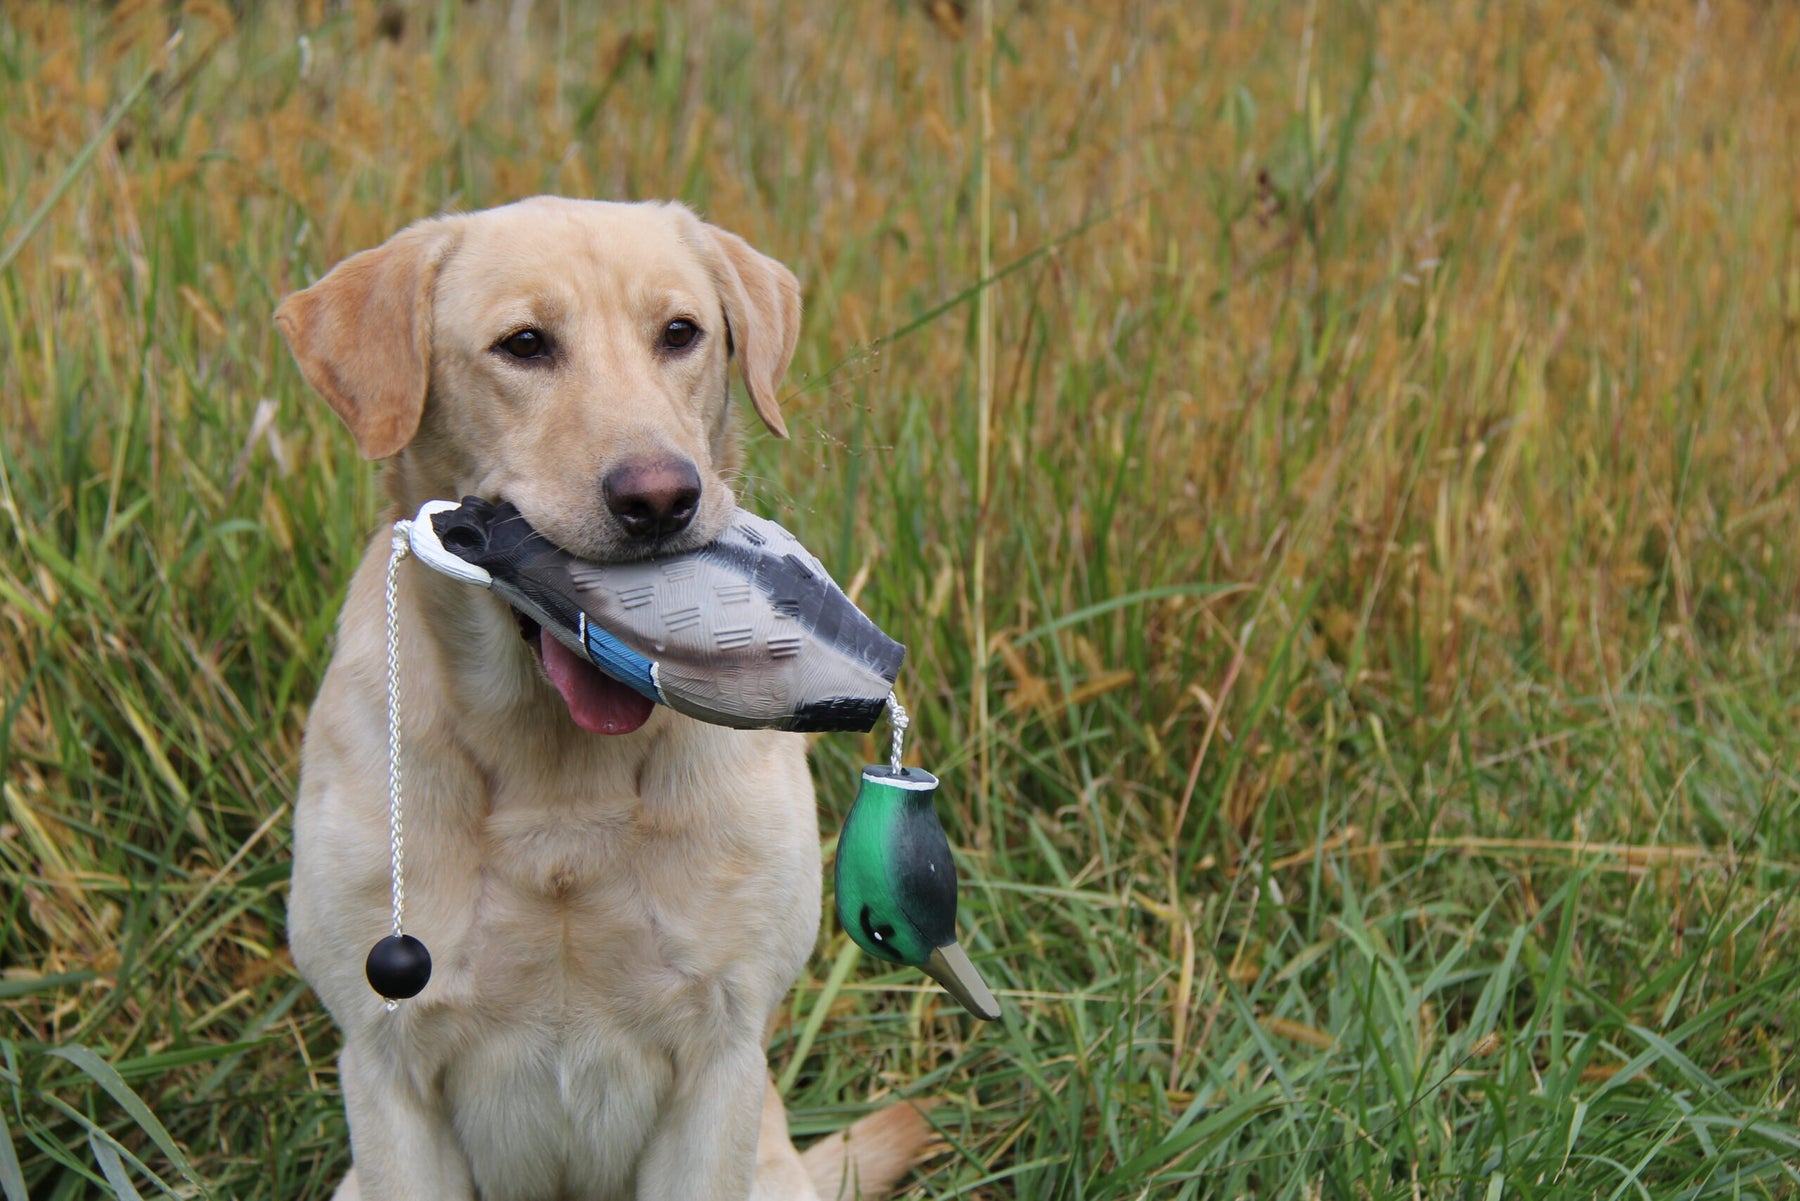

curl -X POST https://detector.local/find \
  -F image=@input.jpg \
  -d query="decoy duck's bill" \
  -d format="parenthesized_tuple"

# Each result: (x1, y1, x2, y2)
(924, 942, 1001, 1021)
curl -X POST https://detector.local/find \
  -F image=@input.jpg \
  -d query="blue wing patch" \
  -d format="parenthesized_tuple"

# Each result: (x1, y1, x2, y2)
(579, 614, 662, 702)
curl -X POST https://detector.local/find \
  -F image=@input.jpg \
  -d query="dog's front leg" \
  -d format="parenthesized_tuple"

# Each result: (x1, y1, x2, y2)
(337, 1045, 477, 1201)
(635, 1040, 767, 1201)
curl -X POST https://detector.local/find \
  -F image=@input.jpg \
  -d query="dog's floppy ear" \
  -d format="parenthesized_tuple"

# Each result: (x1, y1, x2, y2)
(275, 220, 458, 460)
(700, 223, 801, 439)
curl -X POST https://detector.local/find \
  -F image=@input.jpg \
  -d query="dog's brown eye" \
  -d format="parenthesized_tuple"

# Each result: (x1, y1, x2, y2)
(662, 319, 700, 350)
(498, 329, 548, 359)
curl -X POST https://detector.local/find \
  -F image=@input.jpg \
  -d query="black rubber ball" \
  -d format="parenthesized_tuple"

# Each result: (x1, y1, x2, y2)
(365, 934, 432, 1000)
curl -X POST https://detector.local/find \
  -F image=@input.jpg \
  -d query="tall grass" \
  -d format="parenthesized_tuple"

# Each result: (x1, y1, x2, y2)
(2, 1, 1798, 1197)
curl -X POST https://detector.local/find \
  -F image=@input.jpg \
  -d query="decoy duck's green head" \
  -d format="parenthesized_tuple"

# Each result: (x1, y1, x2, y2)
(834, 767, 1001, 1021)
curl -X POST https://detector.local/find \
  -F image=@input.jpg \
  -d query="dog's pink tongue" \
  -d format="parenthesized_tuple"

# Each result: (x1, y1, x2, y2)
(540, 634, 655, 735)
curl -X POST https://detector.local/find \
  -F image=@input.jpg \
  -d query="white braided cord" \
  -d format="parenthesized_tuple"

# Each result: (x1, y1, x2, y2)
(886, 692, 908, 772)
(383, 524, 412, 958)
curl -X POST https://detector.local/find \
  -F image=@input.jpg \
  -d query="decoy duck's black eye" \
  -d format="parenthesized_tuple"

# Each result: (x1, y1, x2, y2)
(497, 329, 548, 359)
(662, 319, 700, 351)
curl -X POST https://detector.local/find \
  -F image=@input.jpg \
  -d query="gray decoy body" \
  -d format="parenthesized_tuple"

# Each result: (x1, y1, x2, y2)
(406, 497, 905, 733)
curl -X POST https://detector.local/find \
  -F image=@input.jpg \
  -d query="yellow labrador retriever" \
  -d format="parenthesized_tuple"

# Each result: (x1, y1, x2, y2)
(277, 197, 930, 1201)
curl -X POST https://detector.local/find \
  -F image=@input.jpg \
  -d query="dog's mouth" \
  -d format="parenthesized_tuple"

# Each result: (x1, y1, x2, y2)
(514, 611, 656, 736)
(435, 495, 659, 736)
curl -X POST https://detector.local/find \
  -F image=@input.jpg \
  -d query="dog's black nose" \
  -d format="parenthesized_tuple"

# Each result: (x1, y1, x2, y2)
(603, 458, 702, 540)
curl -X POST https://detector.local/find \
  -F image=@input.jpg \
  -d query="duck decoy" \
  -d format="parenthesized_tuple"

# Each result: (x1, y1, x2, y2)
(834, 766, 1000, 1021)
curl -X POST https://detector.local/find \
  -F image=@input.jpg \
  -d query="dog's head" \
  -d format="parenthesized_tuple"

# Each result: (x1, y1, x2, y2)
(276, 198, 802, 735)
(275, 196, 800, 561)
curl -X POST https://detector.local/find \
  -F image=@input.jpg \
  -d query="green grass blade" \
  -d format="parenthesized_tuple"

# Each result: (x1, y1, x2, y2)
(87, 1139, 144, 1201)
(0, 1101, 27, 1201)
(41, 1049, 204, 1201)
(0, 65, 158, 279)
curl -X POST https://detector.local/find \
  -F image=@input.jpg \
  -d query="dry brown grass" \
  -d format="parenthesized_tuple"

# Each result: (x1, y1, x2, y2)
(3, 2, 1798, 1197)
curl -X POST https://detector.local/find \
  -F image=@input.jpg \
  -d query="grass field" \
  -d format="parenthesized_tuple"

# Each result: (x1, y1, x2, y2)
(3, 1, 1799, 1197)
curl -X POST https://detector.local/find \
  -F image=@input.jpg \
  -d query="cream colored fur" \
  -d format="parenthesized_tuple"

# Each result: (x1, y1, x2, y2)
(277, 197, 931, 1201)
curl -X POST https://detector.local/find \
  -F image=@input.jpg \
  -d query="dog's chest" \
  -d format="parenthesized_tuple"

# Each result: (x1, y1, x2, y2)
(403, 732, 816, 1025)
(439, 1018, 666, 1201)
(432, 782, 766, 1031)
(382, 749, 817, 1200)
